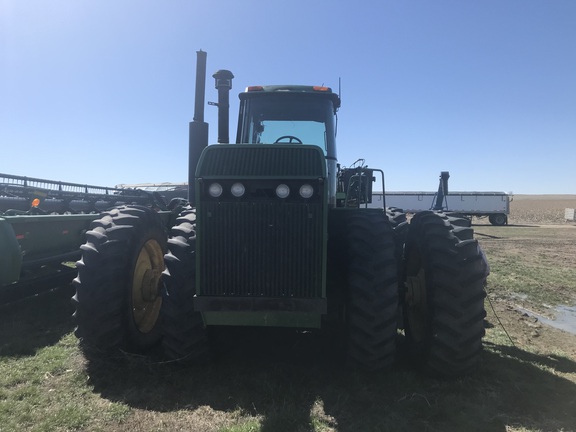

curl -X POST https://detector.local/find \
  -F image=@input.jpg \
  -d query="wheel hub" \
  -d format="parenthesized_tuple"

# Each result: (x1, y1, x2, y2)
(141, 268, 161, 302)
(132, 239, 164, 334)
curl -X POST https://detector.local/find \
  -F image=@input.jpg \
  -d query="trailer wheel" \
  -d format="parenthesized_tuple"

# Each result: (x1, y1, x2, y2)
(344, 210, 399, 371)
(402, 211, 487, 376)
(161, 209, 210, 363)
(489, 213, 507, 226)
(72, 205, 167, 354)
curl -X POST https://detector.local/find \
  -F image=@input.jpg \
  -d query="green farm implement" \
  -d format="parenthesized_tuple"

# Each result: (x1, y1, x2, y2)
(0, 173, 168, 304)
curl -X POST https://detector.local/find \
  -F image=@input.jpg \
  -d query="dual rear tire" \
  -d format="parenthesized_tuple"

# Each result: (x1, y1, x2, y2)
(339, 208, 487, 375)
(402, 211, 488, 376)
(72, 205, 166, 354)
(72, 205, 209, 361)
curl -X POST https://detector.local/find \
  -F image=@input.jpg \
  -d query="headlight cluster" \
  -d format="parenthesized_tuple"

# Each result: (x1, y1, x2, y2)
(273, 183, 316, 199)
(208, 182, 246, 198)
(207, 182, 316, 199)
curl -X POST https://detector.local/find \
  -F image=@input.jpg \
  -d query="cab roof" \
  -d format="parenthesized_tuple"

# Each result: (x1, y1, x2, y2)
(240, 85, 341, 109)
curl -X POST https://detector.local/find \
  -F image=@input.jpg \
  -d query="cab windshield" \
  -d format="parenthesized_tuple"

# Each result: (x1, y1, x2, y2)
(237, 94, 336, 155)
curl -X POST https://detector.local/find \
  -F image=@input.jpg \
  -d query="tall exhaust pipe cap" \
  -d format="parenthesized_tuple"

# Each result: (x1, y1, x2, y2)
(213, 69, 234, 90)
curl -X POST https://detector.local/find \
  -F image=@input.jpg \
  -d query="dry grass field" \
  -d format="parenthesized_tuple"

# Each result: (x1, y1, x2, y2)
(506, 194, 576, 225)
(1, 195, 576, 432)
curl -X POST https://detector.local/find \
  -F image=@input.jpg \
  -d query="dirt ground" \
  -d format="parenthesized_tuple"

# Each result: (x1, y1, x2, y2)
(475, 194, 576, 362)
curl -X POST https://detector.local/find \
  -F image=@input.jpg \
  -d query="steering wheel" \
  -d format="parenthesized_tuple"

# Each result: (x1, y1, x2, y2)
(274, 135, 303, 144)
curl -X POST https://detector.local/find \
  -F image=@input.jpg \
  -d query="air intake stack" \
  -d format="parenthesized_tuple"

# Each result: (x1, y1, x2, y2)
(188, 50, 209, 205)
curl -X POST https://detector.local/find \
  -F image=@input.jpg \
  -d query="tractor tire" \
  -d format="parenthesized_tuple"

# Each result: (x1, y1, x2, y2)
(386, 207, 408, 236)
(161, 209, 210, 363)
(402, 211, 487, 376)
(343, 210, 399, 371)
(386, 207, 409, 330)
(386, 207, 408, 277)
(72, 205, 167, 354)
(445, 212, 472, 227)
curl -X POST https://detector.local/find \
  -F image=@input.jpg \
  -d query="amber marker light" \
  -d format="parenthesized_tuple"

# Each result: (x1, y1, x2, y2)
(31, 198, 40, 207)
(313, 86, 330, 92)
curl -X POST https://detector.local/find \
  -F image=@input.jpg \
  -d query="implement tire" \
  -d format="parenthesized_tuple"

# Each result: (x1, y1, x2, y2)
(72, 205, 167, 354)
(344, 210, 399, 371)
(161, 209, 210, 363)
(403, 211, 487, 376)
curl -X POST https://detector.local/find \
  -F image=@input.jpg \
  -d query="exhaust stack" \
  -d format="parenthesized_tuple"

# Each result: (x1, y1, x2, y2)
(212, 69, 234, 144)
(188, 50, 209, 204)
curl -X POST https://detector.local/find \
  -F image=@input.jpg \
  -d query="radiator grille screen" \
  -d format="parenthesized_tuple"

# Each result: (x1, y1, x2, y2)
(198, 201, 324, 298)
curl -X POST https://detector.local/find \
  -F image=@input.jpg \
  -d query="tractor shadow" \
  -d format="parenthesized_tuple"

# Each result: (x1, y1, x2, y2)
(3, 287, 576, 431)
(0, 284, 75, 357)
(473, 223, 540, 228)
(84, 327, 576, 432)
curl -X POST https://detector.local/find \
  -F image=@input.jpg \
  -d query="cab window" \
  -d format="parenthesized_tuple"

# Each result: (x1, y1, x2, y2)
(238, 94, 335, 154)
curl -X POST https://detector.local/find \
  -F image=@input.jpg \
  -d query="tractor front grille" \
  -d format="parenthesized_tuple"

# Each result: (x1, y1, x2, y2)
(198, 201, 324, 298)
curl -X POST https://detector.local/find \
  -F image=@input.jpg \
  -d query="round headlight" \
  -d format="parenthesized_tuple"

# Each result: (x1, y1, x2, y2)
(208, 182, 223, 197)
(231, 182, 245, 197)
(299, 184, 314, 199)
(275, 184, 290, 199)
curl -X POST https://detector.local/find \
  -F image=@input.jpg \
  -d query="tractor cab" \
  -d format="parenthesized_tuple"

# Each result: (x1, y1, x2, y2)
(236, 85, 340, 156)
(235, 85, 341, 206)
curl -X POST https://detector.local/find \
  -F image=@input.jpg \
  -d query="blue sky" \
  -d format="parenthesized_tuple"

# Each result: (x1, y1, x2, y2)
(1, 0, 575, 194)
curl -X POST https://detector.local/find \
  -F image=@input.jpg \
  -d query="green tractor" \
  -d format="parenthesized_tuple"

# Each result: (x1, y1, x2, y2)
(73, 52, 487, 375)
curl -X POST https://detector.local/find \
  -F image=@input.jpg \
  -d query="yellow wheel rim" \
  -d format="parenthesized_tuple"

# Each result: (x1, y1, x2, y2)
(132, 239, 164, 334)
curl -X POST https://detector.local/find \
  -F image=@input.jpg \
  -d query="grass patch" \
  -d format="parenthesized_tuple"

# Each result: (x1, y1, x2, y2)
(219, 421, 261, 432)
(487, 253, 576, 305)
(0, 332, 133, 432)
(476, 225, 576, 307)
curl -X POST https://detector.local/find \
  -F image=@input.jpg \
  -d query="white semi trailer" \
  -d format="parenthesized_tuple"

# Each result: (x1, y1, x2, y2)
(369, 191, 511, 225)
